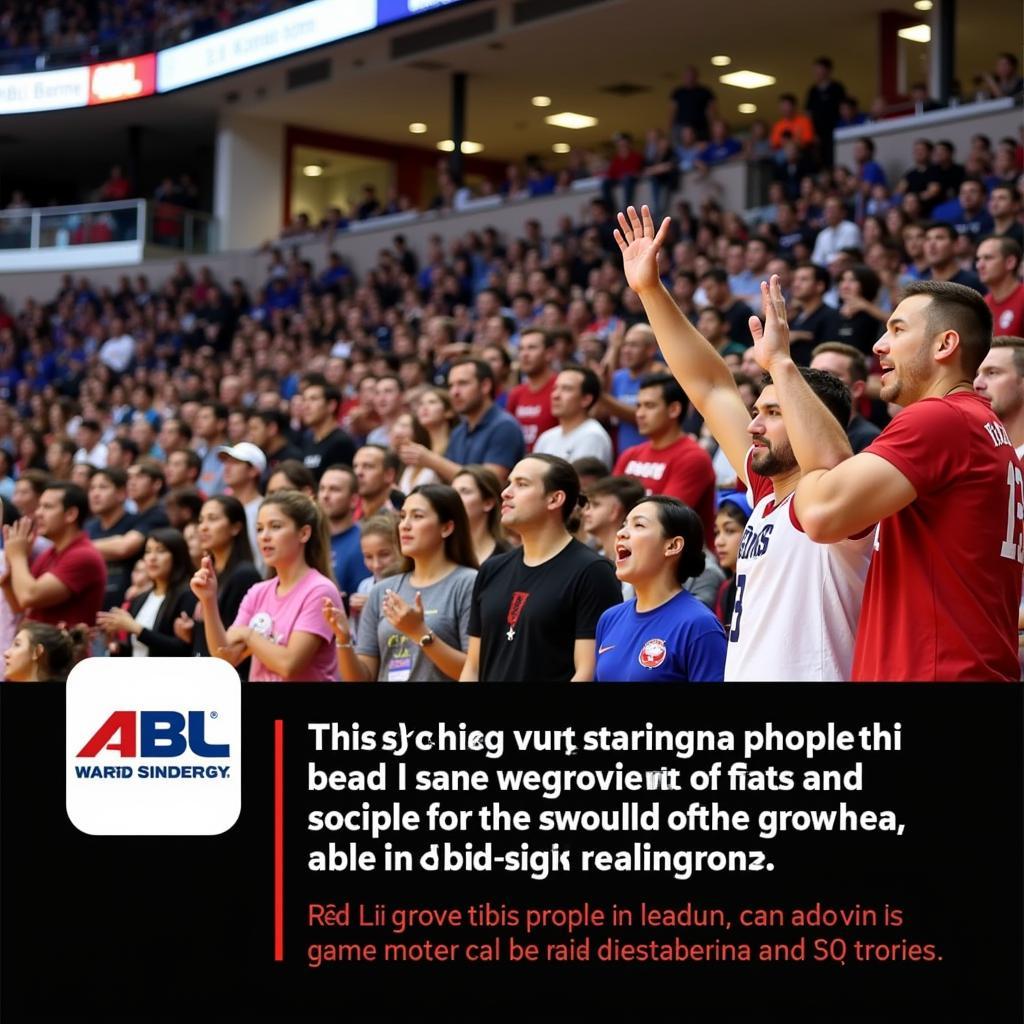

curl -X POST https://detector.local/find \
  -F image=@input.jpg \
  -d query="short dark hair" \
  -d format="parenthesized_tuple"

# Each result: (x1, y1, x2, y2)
(638, 373, 687, 418)
(901, 279, 993, 377)
(982, 235, 1022, 270)
(586, 475, 645, 511)
(760, 367, 851, 427)
(924, 221, 957, 243)
(526, 453, 582, 526)
(450, 357, 495, 390)
(94, 466, 128, 489)
(841, 264, 881, 302)
(164, 486, 204, 520)
(628, 495, 706, 583)
(699, 267, 728, 286)
(252, 408, 289, 434)
(268, 459, 315, 492)
(989, 337, 1024, 377)
(558, 364, 602, 409)
(811, 342, 869, 383)
(302, 373, 341, 408)
(169, 447, 201, 476)
(795, 261, 831, 289)
(520, 326, 555, 349)
(44, 482, 89, 526)
(200, 401, 229, 422)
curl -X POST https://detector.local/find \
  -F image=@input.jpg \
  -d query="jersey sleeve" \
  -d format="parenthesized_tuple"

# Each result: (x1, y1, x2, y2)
(863, 399, 965, 496)
(573, 558, 622, 639)
(744, 446, 774, 505)
(684, 621, 728, 683)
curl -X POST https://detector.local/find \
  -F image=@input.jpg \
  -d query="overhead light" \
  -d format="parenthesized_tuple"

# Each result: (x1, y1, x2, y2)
(898, 23, 931, 42)
(913, 0, 933, 8)
(302, 164, 324, 177)
(436, 139, 484, 154)
(719, 70, 777, 89)
(544, 111, 598, 130)
(408, 122, 428, 133)
(531, 95, 552, 107)
(552, 142, 571, 154)
(710, 55, 731, 67)
(738, 103, 757, 114)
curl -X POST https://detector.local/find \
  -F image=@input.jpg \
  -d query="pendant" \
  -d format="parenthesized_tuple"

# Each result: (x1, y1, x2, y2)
(506, 626, 516, 641)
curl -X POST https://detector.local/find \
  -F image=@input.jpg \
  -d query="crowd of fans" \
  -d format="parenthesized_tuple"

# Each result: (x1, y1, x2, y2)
(0, 84, 1022, 680)
(0, 0, 306, 71)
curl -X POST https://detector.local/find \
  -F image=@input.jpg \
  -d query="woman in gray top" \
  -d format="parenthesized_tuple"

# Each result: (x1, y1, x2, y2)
(323, 484, 477, 681)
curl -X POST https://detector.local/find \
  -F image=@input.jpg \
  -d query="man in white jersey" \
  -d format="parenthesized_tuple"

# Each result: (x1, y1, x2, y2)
(616, 205, 873, 680)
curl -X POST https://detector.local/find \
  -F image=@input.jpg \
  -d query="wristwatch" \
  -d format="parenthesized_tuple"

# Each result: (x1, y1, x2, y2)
(418, 630, 434, 648)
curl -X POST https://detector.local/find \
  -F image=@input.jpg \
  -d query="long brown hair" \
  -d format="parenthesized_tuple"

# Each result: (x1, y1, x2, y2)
(453, 464, 507, 545)
(396, 484, 478, 574)
(259, 491, 336, 585)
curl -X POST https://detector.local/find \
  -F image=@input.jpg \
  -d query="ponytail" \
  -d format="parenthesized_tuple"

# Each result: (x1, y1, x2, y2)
(17, 621, 90, 681)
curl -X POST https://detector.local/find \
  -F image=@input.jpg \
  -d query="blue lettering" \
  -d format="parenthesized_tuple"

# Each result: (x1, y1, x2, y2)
(140, 712, 187, 757)
(187, 710, 230, 757)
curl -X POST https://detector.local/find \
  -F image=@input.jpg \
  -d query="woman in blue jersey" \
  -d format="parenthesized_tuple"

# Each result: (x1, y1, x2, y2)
(594, 496, 726, 682)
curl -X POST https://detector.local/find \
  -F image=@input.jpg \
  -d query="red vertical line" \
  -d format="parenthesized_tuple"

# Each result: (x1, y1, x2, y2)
(274, 718, 284, 961)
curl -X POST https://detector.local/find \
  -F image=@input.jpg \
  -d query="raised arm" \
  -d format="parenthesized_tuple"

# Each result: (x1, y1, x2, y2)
(615, 205, 753, 481)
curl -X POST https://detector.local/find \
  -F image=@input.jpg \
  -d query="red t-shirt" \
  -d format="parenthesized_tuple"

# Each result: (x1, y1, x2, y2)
(985, 282, 1024, 337)
(613, 434, 717, 544)
(27, 532, 108, 628)
(506, 375, 558, 452)
(853, 392, 1022, 682)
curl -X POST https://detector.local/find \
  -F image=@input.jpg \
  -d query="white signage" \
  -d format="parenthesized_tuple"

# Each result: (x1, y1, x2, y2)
(157, 0, 376, 93)
(0, 66, 89, 114)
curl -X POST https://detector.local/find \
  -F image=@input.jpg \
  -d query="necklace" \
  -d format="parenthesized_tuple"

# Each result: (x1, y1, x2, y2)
(942, 382, 971, 398)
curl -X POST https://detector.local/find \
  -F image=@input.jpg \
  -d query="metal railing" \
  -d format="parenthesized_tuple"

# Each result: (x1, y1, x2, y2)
(0, 199, 218, 255)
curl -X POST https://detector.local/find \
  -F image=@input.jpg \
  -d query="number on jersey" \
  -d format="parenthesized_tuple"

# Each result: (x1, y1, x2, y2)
(1000, 461, 1024, 563)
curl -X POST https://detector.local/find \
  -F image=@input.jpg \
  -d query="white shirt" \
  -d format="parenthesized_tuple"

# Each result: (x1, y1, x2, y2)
(724, 448, 873, 682)
(132, 591, 165, 658)
(811, 220, 862, 268)
(74, 442, 108, 468)
(244, 496, 265, 575)
(534, 419, 614, 468)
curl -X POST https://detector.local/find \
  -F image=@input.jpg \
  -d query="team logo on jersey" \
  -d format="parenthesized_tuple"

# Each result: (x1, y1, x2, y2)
(638, 638, 667, 669)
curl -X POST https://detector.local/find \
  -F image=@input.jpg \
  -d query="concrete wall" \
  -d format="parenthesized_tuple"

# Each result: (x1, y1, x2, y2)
(213, 113, 285, 251)
(835, 97, 1019, 189)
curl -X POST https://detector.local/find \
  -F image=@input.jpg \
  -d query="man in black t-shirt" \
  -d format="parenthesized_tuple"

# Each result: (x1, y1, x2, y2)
(300, 373, 356, 482)
(669, 65, 716, 143)
(462, 455, 621, 682)
(788, 263, 842, 365)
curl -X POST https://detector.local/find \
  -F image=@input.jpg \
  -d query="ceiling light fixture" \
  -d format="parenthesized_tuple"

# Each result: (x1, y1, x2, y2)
(913, 0, 933, 9)
(408, 122, 428, 133)
(544, 111, 598, 130)
(531, 95, 552, 107)
(719, 70, 777, 89)
(437, 139, 484, 153)
(710, 55, 731, 67)
(302, 164, 324, 177)
(738, 102, 757, 114)
(897, 23, 931, 42)
(552, 142, 571, 154)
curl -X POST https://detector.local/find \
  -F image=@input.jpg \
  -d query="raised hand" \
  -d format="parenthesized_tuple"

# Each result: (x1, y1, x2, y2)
(322, 597, 352, 644)
(613, 205, 671, 295)
(3, 517, 34, 561)
(382, 589, 425, 639)
(749, 274, 792, 372)
(190, 555, 218, 604)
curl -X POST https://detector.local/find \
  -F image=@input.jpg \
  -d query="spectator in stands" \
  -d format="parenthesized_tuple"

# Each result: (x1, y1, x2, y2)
(712, 491, 751, 628)
(3, 621, 87, 682)
(247, 409, 304, 485)
(392, 413, 439, 493)
(602, 323, 664, 452)
(810, 342, 882, 453)
(73, 419, 107, 468)
(932, 178, 995, 238)
(534, 366, 613, 467)
(923, 222, 984, 292)
(641, 129, 680, 219)
(1, 482, 106, 629)
(698, 268, 755, 346)
(461, 454, 621, 682)
(126, 460, 170, 534)
(931, 140, 966, 203)
(974, 337, 1024, 456)
(601, 132, 645, 212)
(896, 139, 942, 213)
(217, 442, 266, 571)
(853, 138, 887, 198)
(612, 373, 717, 543)
(908, 81, 941, 113)
(977, 237, 1024, 337)
(163, 487, 203, 531)
(982, 53, 1024, 98)
(365, 375, 405, 448)
(299, 373, 356, 482)
(193, 491, 342, 682)
(669, 65, 717, 144)
(505, 327, 557, 452)
(353, 445, 401, 521)
(85, 468, 141, 610)
(837, 96, 867, 128)
(584, 475, 645, 562)
(804, 56, 846, 166)
(451, 465, 511, 566)
(769, 94, 815, 151)
(787, 263, 842, 365)
(96, 528, 197, 658)
(836, 265, 888, 355)
(811, 196, 862, 267)
(46, 437, 75, 481)
(194, 401, 229, 496)
(355, 185, 381, 221)
(164, 448, 201, 493)
(325, 483, 477, 682)
(698, 120, 742, 167)
(989, 184, 1024, 246)
(266, 459, 315, 498)
(317, 465, 369, 600)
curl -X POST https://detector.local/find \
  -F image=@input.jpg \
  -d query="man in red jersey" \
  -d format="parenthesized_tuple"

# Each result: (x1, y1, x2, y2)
(505, 327, 557, 451)
(977, 236, 1024, 337)
(751, 267, 1021, 681)
(612, 373, 716, 543)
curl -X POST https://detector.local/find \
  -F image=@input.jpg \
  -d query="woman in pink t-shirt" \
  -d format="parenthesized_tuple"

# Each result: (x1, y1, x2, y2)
(191, 491, 341, 681)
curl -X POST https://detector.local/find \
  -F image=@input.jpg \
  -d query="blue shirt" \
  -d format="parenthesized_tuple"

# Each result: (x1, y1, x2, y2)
(330, 524, 369, 598)
(611, 368, 645, 452)
(445, 402, 525, 471)
(594, 589, 726, 682)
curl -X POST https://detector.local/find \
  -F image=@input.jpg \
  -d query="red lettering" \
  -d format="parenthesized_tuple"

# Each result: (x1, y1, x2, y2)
(77, 711, 137, 757)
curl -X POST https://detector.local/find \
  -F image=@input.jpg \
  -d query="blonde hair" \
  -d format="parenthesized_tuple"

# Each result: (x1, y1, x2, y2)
(259, 490, 336, 585)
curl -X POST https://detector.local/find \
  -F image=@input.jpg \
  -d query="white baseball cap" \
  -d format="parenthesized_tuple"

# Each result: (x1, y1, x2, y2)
(216, 442, 267, 473)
